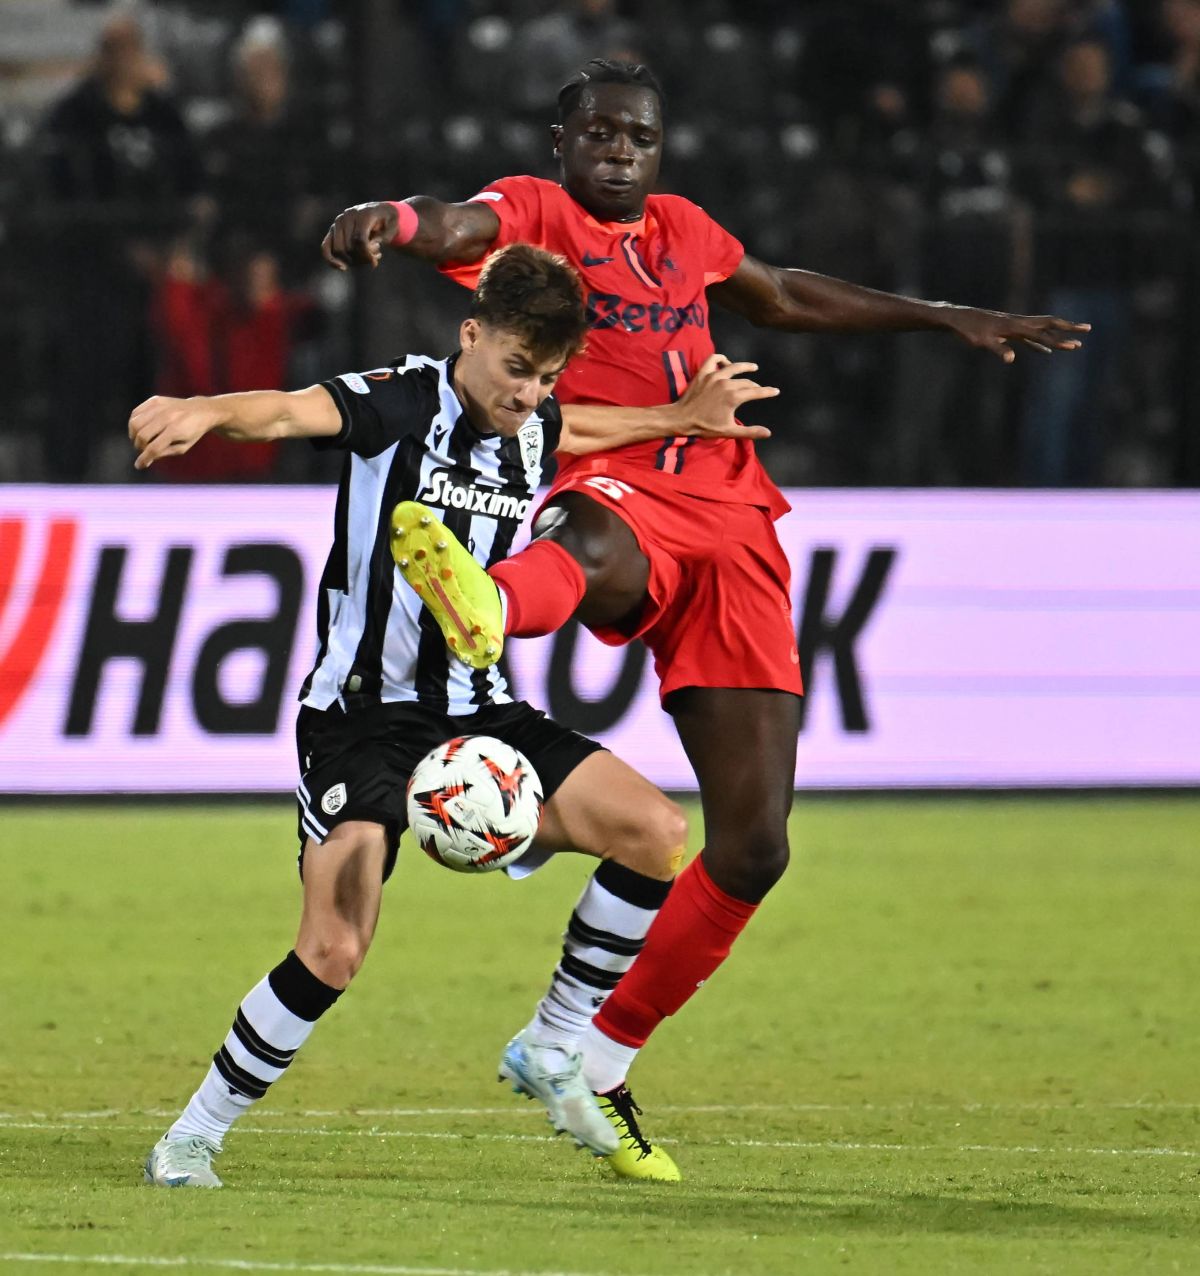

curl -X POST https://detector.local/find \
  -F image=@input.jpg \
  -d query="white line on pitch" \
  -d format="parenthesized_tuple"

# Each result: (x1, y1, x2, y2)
(0, 1255, 633, 1276)
(722, 1138, 1200, 1159)
(1, 1099, 1197, 1123)
(235, 1099, 1200, 1116)
(3, 1120, 1196, 1160)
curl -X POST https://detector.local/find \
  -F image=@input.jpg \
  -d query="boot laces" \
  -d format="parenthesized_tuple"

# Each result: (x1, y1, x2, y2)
(160, 1135, 219, 1174)
(601, 1085, 653, 1158)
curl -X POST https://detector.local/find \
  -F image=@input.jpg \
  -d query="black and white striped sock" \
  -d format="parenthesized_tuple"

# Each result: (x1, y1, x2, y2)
(524, 860, 673, 1052)
(167, 951, 341, 1147)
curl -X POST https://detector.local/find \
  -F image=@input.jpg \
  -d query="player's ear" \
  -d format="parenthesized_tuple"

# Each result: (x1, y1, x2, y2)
(460, 317, 480, 352)
(550, 124, 563, 157)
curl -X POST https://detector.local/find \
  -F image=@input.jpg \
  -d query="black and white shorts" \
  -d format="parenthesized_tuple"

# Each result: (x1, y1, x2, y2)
(294, 699, 605, 881)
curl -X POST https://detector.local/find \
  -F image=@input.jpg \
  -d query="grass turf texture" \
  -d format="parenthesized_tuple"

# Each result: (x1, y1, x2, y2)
(0, 798, 1197, 1276)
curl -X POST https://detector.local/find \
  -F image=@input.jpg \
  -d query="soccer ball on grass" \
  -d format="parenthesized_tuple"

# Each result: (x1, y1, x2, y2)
(406, 735, 543, 873)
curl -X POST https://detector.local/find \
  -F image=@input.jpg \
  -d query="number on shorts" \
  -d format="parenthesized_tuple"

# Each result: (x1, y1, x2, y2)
(583, 476, 635, 501)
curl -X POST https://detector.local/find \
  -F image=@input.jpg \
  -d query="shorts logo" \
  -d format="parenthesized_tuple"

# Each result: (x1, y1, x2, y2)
(321, 782, 347, 815)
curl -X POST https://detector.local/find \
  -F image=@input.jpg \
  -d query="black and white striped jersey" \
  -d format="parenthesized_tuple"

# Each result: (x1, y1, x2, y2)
(299, 352, 563, 716)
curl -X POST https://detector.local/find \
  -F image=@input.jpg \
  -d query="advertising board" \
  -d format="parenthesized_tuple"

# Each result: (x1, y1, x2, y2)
(2, 487, 1197, 791)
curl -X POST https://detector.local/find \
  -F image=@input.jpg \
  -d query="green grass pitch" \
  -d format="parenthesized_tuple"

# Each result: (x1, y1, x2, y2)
(1, 797, 1197, 1276)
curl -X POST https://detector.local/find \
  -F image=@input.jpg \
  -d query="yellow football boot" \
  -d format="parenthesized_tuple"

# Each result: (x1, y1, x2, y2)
(595, 1085, 682, 1182)
(389, 501, 504, 670)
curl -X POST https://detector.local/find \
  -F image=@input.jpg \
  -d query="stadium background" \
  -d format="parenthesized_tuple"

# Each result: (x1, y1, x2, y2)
(2, 0, 1200, 490)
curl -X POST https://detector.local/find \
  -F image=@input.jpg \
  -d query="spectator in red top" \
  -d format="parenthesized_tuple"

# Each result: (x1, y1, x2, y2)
(152, 235, 316, 480)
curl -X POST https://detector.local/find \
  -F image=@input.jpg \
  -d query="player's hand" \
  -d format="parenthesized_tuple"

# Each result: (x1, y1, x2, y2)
(129, 395, 220, 470)
(321, 202, 398, 271)
(943, 307, 1090, 363)
(672, 353, 778, 440)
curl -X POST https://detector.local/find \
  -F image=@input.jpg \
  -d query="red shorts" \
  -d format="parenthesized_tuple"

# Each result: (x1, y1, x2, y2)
(545, 470, 803, 703)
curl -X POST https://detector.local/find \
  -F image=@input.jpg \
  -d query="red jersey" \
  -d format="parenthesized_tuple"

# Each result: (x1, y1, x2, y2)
(439, 176, 787, 516)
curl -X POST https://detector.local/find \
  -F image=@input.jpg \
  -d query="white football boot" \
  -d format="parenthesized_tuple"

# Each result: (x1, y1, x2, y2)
(499, 1030, 619, 1155)
(144, 1134, 223, 1188)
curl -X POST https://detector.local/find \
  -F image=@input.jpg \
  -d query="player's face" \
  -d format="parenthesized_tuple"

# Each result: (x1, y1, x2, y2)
(455, 319, 570, 436)
(554, 84, 663, 222)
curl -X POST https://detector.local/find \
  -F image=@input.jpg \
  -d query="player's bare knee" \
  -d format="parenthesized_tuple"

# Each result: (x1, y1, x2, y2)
(298, 825, 384, 986)
(741, 833, 790, 893)
(539, 519, 611, 584)
(536, 495, 646, 598)
(707, 825, 790, 899)
(653, 799, 689, 866)
(607, 796, 688, 880)
(297, 927, 371, 990)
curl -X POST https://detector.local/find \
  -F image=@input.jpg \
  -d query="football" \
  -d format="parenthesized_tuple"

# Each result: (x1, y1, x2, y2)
(406, 735, 544, 873)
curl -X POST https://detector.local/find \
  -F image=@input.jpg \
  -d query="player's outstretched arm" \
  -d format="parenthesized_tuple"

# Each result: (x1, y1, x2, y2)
(558, 354, 777, 456)
(710, 254, 1090, 363)
(128, 386, 341, 470)
(321, 197, 500, 271)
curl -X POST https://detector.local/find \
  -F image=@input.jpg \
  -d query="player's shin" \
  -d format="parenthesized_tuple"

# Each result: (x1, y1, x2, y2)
(489, 539, 586, 638)
(581, 854, 757, 1092)
(166, 950, 342, 1148)
(499, 859, 674, 1157)
(520, 859, 673, 1053)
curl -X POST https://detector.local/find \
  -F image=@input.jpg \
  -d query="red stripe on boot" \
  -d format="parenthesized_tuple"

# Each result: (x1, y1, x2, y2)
(594, 854, 758, 1048)
(489, 539, 586, 638)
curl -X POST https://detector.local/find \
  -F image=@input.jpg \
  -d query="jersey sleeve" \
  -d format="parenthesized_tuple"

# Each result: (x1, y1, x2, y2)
(676, 197, 745, 286)
(438, 175, 549, 290)
(315, 365, 426, 457)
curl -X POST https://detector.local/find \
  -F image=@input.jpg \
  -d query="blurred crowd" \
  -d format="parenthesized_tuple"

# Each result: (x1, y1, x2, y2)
(1, 0, 1198, 487)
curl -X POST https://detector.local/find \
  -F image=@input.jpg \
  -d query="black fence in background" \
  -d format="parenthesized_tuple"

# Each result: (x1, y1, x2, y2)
(2, 0, 1198, 488)
(2, 191, 1195, 489)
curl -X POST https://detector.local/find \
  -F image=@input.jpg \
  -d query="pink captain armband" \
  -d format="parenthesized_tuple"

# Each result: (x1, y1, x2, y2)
(387, 200, 419, 246)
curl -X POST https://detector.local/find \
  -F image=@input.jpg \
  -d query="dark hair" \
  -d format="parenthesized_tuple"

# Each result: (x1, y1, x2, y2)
(470, 244, 588, 362)
(557, 58, 665, 124)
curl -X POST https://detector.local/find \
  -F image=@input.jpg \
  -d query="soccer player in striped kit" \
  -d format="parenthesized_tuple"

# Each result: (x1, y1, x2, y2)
(322, 59, 1089, 1180)
(129, 243, 774, 1186)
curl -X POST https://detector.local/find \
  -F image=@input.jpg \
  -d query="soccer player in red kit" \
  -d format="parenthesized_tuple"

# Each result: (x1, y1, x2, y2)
(323, 60, 1088, 1180)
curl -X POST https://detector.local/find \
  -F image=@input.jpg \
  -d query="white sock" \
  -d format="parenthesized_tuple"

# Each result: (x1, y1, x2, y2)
(524, 860, 672, 1053)
(580, 1024, 640, 1094)
(169, 1065, 255, 1147)
(167, 952, 340, 1148)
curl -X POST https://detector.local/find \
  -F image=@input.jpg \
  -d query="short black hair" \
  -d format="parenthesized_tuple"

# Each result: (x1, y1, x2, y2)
(470, 244, 588, 363)
(557, 59, 665, 125)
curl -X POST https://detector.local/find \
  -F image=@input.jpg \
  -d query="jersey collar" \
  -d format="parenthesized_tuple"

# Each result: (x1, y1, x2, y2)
(445, 350, 500, 442)
(560, 184, 656, 238)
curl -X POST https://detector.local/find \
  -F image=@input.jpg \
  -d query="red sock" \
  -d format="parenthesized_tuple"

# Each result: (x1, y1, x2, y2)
(489, 540, 586, 638)
(594, 855, 758, 1048)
